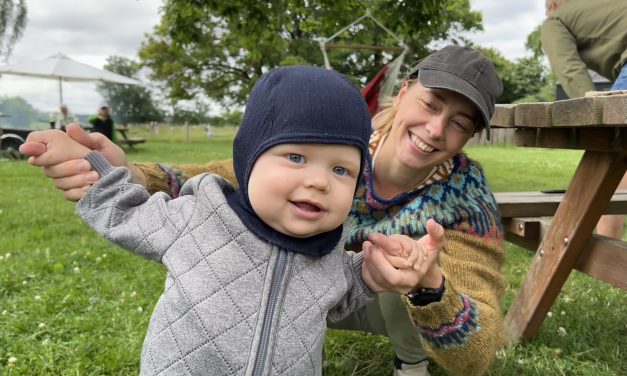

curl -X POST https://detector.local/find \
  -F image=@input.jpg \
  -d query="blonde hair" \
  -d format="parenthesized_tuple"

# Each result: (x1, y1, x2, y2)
(371, 95, 398, 135)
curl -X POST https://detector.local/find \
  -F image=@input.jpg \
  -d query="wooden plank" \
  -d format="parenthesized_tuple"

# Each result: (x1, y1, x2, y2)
(503, 219, 627, 290)
(601, 95, 627, 125)
(497, 190, 627, 217)
(504, 149, 627, 344)
(490, 104, 515, 128)
(514, 102, 552, 127)
(576, 236, 627, 290)
(503, 217, 541, 238)
(551, 97, 604, 127)
(514, 127, 627, 151)
(504, 218, 548, 253)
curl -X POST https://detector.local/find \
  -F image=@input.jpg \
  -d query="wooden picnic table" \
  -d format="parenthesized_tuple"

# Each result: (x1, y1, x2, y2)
(115, 126, 146, 149)
(489, 93, 627, 344)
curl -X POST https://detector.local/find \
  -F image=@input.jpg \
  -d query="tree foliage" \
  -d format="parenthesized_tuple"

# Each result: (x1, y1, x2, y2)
(0, 0, 27, 62)
(525, 25, 543, 59)
(0, 96, 42, 128)
(139, 0, 482, 106)
(96, 56, 164, 124)
(470, 45, 548, 104)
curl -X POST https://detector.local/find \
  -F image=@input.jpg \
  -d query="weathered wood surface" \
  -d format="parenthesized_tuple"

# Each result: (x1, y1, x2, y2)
(495, 190, 627, 218)
(504, 150, 627, 343)
(490, 94, 627, 129)
(502, 218, 627, 290)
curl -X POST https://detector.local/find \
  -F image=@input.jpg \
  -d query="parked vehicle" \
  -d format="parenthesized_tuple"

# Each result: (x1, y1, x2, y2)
(0, 127, 33, 159)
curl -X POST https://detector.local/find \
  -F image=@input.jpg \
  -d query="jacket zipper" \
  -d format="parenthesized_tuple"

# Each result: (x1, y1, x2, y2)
(252, 249, 288, 376)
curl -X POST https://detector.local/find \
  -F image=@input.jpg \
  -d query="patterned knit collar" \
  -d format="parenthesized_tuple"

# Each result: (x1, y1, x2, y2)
(368, 130, 454, 197)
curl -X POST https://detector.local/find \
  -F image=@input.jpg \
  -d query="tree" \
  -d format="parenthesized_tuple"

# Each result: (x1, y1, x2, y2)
(525, 25, 543, 59)
(471, 45, 548, 104)
(209, 110, 243, 128)
(0, 0, 27, 62)
(139, 0, 482, 106)
(96, 56, 164, 124)
(0, 96, 42, 128)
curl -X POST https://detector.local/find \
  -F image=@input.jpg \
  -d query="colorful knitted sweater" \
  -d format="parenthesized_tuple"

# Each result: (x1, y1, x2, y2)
(135, 153, 506, 376)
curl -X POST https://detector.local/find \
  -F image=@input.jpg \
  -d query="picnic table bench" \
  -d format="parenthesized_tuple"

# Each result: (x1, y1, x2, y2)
(116, 126, 146, 149)
(489, 93, 627, 345)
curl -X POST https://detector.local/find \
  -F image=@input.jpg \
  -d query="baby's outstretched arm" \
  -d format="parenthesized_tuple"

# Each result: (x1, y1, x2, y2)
(361, 218, 445, 294)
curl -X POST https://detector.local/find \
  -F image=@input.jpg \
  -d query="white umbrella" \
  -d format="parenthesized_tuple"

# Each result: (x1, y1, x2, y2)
(0, 52, 141, 105)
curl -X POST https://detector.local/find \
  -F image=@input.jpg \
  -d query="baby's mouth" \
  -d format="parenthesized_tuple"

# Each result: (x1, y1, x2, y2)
(291, 201, 322, 212)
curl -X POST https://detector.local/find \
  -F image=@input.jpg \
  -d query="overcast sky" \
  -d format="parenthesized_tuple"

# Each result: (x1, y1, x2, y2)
(0, 0, 546, 115)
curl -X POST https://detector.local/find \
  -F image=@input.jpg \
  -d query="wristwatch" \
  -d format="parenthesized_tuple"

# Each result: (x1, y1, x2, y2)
(406, 276, 446, 306)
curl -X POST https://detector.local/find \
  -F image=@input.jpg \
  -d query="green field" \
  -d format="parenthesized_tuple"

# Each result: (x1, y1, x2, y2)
(1, 127, 625, 375)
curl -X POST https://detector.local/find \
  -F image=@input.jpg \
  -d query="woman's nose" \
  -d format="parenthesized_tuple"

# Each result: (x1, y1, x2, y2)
(425, 115, 446, 139)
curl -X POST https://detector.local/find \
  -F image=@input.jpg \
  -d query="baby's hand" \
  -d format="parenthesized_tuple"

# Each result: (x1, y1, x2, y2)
(20, 128, 92, 166)
(361, 219, 445, 294)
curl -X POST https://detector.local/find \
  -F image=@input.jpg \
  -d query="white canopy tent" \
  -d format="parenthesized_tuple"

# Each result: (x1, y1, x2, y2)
(0, 53, 141, 105)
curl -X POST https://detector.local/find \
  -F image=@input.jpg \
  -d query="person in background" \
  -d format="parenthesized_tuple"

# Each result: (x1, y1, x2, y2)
(88, 102, 115, 141)
(21, 45, 506, 376)
(55, 104, 77, 131)
(541, 0, 627, 238)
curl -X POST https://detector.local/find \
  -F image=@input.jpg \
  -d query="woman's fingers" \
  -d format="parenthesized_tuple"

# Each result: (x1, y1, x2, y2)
(62, 186, 92, 202)
(423, 218, 445, 251)
(41, 159, 93, 179)
(367, 233, 423, 269)
(49, 170, 99, 190)
(66, 124, 99, 149)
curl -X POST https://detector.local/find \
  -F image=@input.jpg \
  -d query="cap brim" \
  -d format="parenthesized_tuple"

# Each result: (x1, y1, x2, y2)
(418, 69, 491, 140)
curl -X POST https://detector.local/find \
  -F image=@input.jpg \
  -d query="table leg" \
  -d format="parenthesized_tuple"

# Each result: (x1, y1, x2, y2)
(504, 150, 627, 344)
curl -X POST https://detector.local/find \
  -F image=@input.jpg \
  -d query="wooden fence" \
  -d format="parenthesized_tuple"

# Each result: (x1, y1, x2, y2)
(466, 127, 516, 146)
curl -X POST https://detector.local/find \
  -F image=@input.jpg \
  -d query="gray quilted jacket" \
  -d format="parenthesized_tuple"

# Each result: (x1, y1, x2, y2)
(77, 152, 373, 376)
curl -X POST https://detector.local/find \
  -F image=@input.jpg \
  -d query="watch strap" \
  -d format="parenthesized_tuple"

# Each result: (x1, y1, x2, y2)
(406, 276, 446, 306)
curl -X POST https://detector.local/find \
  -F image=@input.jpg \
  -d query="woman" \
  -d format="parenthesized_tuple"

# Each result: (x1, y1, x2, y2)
(21, 45, 505, 376)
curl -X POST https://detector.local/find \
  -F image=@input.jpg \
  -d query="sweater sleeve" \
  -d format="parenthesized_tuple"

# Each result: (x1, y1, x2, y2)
(77, 152, 199, 263)
(327, 251, 375, 323)
(133, 159, 237, 197)
(541, 17, 594, 98)
(401, 230, 506, 376)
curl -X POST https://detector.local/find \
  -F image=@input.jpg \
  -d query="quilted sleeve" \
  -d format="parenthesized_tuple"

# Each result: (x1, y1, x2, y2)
(77, 152, 199, 262)
(327, 251, 374, 323)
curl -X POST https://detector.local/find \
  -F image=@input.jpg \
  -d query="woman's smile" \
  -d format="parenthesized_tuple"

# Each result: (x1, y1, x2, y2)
(408, 131, 437, 153)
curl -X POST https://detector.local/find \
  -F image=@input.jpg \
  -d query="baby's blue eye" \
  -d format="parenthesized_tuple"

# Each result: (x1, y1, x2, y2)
(333, 166, 347, 176)
(288, 154, 305, 163)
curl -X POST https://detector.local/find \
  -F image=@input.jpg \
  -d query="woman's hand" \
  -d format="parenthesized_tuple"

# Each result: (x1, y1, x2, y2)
(362, 219, 445, 294)
(19, 124, 132, 201)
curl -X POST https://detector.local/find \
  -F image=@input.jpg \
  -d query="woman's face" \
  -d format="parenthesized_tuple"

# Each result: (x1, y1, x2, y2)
(386, 80, 479, 174)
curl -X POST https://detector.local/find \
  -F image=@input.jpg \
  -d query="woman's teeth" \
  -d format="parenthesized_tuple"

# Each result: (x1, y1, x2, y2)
(410, 134, 435, 152)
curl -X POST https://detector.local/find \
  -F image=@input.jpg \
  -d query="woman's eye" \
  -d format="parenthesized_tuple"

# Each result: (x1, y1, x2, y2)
(452, 120, 471, 133)
(287, 154, 305, 163)
(333, 166, 348, 176)
(421, 100, 436, 111)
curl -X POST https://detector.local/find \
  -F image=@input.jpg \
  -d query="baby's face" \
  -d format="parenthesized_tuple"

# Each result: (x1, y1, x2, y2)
(247, 143, 361, 238)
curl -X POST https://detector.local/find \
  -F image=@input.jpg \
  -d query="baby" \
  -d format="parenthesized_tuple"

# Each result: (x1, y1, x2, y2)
(22, 66, 442, 375)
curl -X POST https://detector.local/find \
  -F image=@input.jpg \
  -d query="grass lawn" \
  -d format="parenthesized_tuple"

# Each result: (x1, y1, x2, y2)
(0, 127, 625, 375)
